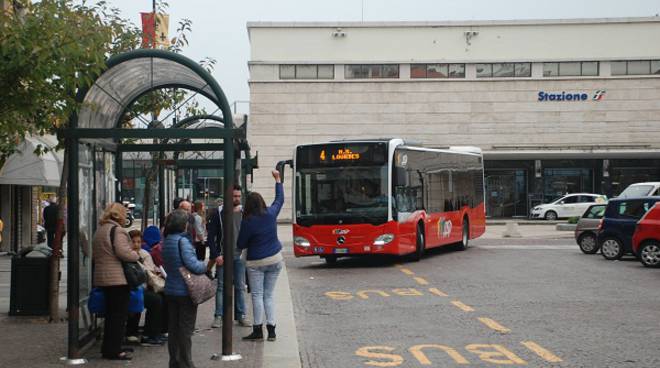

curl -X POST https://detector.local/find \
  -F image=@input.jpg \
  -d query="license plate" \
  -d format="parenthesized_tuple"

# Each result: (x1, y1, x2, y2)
(313, 247, 325, 253)
(334, 248, 348, 254)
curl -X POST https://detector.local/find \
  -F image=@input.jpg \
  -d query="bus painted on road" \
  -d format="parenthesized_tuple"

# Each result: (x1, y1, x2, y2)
(292, 139, 486, 263)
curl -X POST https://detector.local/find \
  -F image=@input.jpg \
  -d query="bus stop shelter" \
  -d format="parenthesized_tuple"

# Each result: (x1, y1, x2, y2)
(60, 49, 245, 363)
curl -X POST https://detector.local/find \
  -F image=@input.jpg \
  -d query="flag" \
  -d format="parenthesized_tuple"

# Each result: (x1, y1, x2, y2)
(141, 12, 170, 49)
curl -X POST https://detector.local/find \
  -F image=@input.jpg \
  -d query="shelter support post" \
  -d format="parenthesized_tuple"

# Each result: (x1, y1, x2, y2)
(158, 163, 165, 227)
(115, 150, 122, 201)
(66, 139, 85, 364)
(222, 140, 236, 358)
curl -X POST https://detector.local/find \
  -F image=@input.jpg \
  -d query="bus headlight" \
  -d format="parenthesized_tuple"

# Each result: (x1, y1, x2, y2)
(373, 234, 395, 246)
(294, 236, 311, 247)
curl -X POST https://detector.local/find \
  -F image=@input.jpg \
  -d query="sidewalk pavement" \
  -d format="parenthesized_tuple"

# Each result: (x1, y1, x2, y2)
(0, 220, 565, 367)
(0, 250, 300, 368)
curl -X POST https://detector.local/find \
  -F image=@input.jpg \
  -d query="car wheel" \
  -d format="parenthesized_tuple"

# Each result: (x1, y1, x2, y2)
(456, 218, 469, 251)
(544, 211, 558, 221)
(639, 242, 660, 268)
(601, 237, 624, 260)
(410, 224, 425, 262)
(578, 233, 599, 254)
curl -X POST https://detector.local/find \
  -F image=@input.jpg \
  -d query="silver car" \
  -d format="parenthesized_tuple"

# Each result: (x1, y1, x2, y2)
(574, 204, 607, 254)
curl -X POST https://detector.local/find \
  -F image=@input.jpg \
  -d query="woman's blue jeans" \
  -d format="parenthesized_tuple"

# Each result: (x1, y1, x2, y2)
(246, 261, 283, 326)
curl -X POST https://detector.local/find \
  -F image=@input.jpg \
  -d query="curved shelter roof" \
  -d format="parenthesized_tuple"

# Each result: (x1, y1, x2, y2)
(75, 49, 233, 145)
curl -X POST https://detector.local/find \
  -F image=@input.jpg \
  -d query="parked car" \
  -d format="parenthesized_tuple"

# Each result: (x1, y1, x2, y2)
(598, 196, 660, 260)
(617, 182, 660, 198)
(530, 193, 607, 221)
(632, 203, 660, 268)
(574, 204, 607, 254)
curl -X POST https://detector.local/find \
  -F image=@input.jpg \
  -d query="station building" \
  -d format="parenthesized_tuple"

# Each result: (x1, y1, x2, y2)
(247, 17, 660, 218)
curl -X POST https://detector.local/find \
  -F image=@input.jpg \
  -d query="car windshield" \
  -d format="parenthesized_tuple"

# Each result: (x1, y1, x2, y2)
(295, 166, 389, 226)
(618, 185, 653, 198)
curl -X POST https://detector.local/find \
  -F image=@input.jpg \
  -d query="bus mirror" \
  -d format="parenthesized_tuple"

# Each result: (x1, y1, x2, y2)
(394, 167, 407, 186)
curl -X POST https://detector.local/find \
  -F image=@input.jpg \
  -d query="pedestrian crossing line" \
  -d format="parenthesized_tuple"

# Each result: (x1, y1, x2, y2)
(451, 300, 475, 312)
(413, 277, 429, 286)
(399, 268, 415, 276)
(428, 287, 448, 297)
(521, 341, 563, 363)
(478, 317, 511, 334)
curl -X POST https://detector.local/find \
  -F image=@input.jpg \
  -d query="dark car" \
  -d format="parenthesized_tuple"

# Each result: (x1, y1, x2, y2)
(574, 204, 606, 254)
(598, 196, 660, 260)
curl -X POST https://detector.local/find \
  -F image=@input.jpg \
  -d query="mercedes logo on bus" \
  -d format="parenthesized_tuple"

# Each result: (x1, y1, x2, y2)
(337, 236, 345, 245)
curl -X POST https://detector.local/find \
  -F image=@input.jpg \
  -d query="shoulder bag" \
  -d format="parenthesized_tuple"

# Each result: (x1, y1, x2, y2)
(177, 237, 216, 305)
(110, 225, 147, 289)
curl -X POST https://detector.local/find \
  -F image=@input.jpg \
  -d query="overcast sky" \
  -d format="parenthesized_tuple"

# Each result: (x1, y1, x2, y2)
(108, 0, 660, 114)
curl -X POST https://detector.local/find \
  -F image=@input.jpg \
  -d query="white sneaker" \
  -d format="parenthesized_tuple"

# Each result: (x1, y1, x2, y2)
(211, 316, 222, 328)
(238, 317, 251, 327)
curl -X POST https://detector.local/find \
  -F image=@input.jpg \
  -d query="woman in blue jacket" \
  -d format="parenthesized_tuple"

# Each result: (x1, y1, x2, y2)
(162, 209, 207, 368)
(238, 170, 284, 341)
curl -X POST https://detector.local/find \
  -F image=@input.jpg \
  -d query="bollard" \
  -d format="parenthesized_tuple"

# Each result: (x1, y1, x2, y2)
(502, 222, 522, 238)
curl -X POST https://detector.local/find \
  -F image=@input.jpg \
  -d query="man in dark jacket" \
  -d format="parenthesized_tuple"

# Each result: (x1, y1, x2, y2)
(207, 185, 249, 328)
(43, 196, 59, 248)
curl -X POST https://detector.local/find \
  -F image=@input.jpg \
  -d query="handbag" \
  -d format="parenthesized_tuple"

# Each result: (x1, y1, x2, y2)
(87, 286, 144, 315)
(146, 268, 165, 293)
(177, 238, 216, 305)
(110, 225, 147, 288)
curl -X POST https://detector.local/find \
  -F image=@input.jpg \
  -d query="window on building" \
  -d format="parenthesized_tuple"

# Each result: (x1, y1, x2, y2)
(410, 63, 465, 78)
(345, 64, 400, 79)
(543, 61, 599, 77)
(279, 64, 335, 80)
(610, 60, 660, 76)
(476, 63, 531, 78)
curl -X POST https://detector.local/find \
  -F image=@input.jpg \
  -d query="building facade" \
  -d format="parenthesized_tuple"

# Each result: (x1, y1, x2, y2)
(247, 18, 660, 218)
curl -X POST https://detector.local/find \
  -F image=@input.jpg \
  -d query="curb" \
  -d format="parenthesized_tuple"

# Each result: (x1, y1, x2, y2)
(264, 262, 301, 368)
(556, 224, 577, 231)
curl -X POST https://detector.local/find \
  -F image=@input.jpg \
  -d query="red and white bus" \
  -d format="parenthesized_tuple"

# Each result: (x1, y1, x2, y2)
(291, 139, 486, 263)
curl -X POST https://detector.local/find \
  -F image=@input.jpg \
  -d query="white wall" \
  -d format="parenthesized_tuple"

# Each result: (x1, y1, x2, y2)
(249, 18, 660, 64)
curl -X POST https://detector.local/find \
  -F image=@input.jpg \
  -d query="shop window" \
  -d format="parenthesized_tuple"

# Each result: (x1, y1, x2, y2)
(611, 60, 660, 76)
(477, 63, 531, 78)
(279, 64, 335, 80)
(411, 63, 465, 79)
(543, 61, 599, 77)
(345, 64, 399, 79)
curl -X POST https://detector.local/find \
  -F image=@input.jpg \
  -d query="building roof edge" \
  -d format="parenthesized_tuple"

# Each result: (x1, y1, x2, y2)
(246, 17, 660, 29)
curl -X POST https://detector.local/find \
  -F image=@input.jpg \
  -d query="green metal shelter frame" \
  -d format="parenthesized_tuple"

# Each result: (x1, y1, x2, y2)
(61, 49, 243, 363)
(115, 114, 258, 226)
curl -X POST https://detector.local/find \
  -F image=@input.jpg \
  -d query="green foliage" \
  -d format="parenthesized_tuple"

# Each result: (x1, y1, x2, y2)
(0, 0, 217, 157)
(0, 0, 141, 157)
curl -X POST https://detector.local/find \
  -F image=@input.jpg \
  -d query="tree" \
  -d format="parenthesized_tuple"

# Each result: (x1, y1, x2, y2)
(1, 0, 215, 321)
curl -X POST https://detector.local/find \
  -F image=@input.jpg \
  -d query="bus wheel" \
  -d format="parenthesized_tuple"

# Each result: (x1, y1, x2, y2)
(456, 218, 469, 251)
(323, 256, 337, 265)
(410, 224, 425, 262)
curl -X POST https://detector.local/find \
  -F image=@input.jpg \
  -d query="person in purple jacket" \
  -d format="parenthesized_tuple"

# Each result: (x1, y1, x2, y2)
(239, 170, 284, 341)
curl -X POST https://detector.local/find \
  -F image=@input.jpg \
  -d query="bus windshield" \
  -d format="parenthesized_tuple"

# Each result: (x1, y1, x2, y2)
(296, 165, 388, 226)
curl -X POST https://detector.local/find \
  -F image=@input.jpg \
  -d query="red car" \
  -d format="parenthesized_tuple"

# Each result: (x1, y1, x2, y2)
(632, 203, 660, 268)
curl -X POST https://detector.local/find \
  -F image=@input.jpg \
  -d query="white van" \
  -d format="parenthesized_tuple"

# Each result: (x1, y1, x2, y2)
(617, 182, 660, 198)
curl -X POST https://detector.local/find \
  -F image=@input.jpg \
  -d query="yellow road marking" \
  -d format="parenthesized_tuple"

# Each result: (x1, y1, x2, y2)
(413, 277, 429, 285)
(399, 268, 415, 276)
(428, 287, 448, 297)
(521, 341, 563, 363)
(450, 300, 475, 312)
(478, 318, 511, 334)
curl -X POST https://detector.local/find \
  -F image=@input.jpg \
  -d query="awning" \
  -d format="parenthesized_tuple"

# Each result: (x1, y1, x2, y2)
(0, 134, 63, 186)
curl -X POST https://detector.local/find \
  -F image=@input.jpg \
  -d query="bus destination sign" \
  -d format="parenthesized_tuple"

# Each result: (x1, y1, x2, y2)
(320, 148, 361, 162)
(297, 142, 387, 168)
